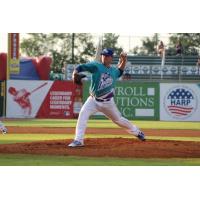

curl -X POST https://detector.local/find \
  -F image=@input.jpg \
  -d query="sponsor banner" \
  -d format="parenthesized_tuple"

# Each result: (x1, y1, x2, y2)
(115, 82, 159, 120)
(6, 80, 76, 118)
(83, 81, 160, 120)
(36, 81, 76, 118)
(0, 81, 5, 116)
(160, 83, 200, 121)
(7, 33, 20, 77)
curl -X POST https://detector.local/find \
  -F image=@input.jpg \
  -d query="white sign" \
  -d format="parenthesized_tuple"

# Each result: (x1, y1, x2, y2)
(6, 80, 52, 118)
(160, 83, 200, 121)
(135, 109, 154, 117)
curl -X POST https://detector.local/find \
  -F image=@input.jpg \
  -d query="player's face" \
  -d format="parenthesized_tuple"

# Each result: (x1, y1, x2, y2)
(101, 55, 113, 67)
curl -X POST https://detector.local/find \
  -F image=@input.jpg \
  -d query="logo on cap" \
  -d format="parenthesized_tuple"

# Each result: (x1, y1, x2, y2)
(101, 48, 114, 56)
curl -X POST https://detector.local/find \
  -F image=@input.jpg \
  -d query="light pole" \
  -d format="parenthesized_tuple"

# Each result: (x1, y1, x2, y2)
(72, 33, 75, 64)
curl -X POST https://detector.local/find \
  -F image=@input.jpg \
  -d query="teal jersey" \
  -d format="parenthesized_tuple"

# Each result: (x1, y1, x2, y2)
(76, 61, 122, 97)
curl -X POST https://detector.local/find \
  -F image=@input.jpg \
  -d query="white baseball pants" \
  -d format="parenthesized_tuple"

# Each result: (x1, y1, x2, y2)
(74, 96, 140, 143)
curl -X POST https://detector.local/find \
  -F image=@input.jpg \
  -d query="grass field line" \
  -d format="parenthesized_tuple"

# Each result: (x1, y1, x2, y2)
(2, 119, 200, 130)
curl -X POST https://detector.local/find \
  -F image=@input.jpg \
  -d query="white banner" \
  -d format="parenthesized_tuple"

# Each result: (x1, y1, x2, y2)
(6, 80, 52, 118)
(160, 83, 200, 121)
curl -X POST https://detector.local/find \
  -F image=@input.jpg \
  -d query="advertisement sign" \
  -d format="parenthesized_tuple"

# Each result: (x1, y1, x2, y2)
(0, 81, 5, 116)
(6, 80, 76, 118)
(7, 33, 20, 78)
(160, 83, 200, 121)
(83, 81, 160, 120)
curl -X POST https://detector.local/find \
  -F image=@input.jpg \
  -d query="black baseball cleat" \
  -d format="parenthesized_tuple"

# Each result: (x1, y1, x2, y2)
(137, 131, 146, 141)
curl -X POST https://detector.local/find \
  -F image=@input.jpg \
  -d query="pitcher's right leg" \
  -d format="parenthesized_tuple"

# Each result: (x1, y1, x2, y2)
(68, 97, 98, 147)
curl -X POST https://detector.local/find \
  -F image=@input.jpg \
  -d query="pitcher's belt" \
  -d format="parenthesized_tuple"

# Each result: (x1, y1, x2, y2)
(95, 98, 111, 102)
(90, 95, 112, 102)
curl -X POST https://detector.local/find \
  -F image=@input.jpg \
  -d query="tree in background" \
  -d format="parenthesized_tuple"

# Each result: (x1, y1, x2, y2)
(73, 33, 96, 63)
(141, 33, 159, 55)
(131, 33, 200, 56)
(130, 33, 159, 55)
(102, 33, 123, 54)
(132, 46, 141, 55)
(20, 33, 96, 70)
(168, 33, 200, 55)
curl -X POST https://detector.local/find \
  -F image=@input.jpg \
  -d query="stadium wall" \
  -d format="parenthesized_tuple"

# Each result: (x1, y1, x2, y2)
(5, 80, 200, 121)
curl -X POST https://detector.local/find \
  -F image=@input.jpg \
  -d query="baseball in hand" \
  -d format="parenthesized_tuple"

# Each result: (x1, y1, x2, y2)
(120, 52, 127, 61)
(121, 52, 127, 56)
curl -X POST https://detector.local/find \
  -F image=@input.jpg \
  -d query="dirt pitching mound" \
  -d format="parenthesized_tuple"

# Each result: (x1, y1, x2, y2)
(0, 138, 200, 158)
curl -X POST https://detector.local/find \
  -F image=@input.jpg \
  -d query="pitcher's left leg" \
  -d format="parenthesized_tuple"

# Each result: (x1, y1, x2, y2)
(100, 99, 145, 140)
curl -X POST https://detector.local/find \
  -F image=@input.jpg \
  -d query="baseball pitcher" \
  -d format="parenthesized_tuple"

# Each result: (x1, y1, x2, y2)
(69, 48, 145, 147)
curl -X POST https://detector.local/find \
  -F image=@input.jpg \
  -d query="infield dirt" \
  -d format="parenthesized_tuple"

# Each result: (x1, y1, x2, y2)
(1, 127, 200, 158)
(0, 138, 200, 158)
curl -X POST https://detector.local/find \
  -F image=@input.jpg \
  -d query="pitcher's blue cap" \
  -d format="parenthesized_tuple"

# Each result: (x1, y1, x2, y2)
(101, 48, 114, 56)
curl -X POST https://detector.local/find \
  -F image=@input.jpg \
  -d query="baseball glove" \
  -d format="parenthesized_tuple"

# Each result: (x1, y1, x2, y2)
(73, 73, 86, 85)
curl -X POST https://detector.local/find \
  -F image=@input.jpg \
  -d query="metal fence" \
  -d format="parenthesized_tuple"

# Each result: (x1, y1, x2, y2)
(49, 63, 200, 81)
(122, 65, 200, 80)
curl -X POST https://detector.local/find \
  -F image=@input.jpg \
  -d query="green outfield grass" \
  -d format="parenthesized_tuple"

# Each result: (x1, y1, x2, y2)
(3, 119, 200, 130)
(0, 154, 200, 166)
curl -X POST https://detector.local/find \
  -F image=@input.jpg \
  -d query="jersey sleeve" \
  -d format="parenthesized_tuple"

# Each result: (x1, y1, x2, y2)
(76, 61, 97, 73)
(113, 67, 124, 78)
